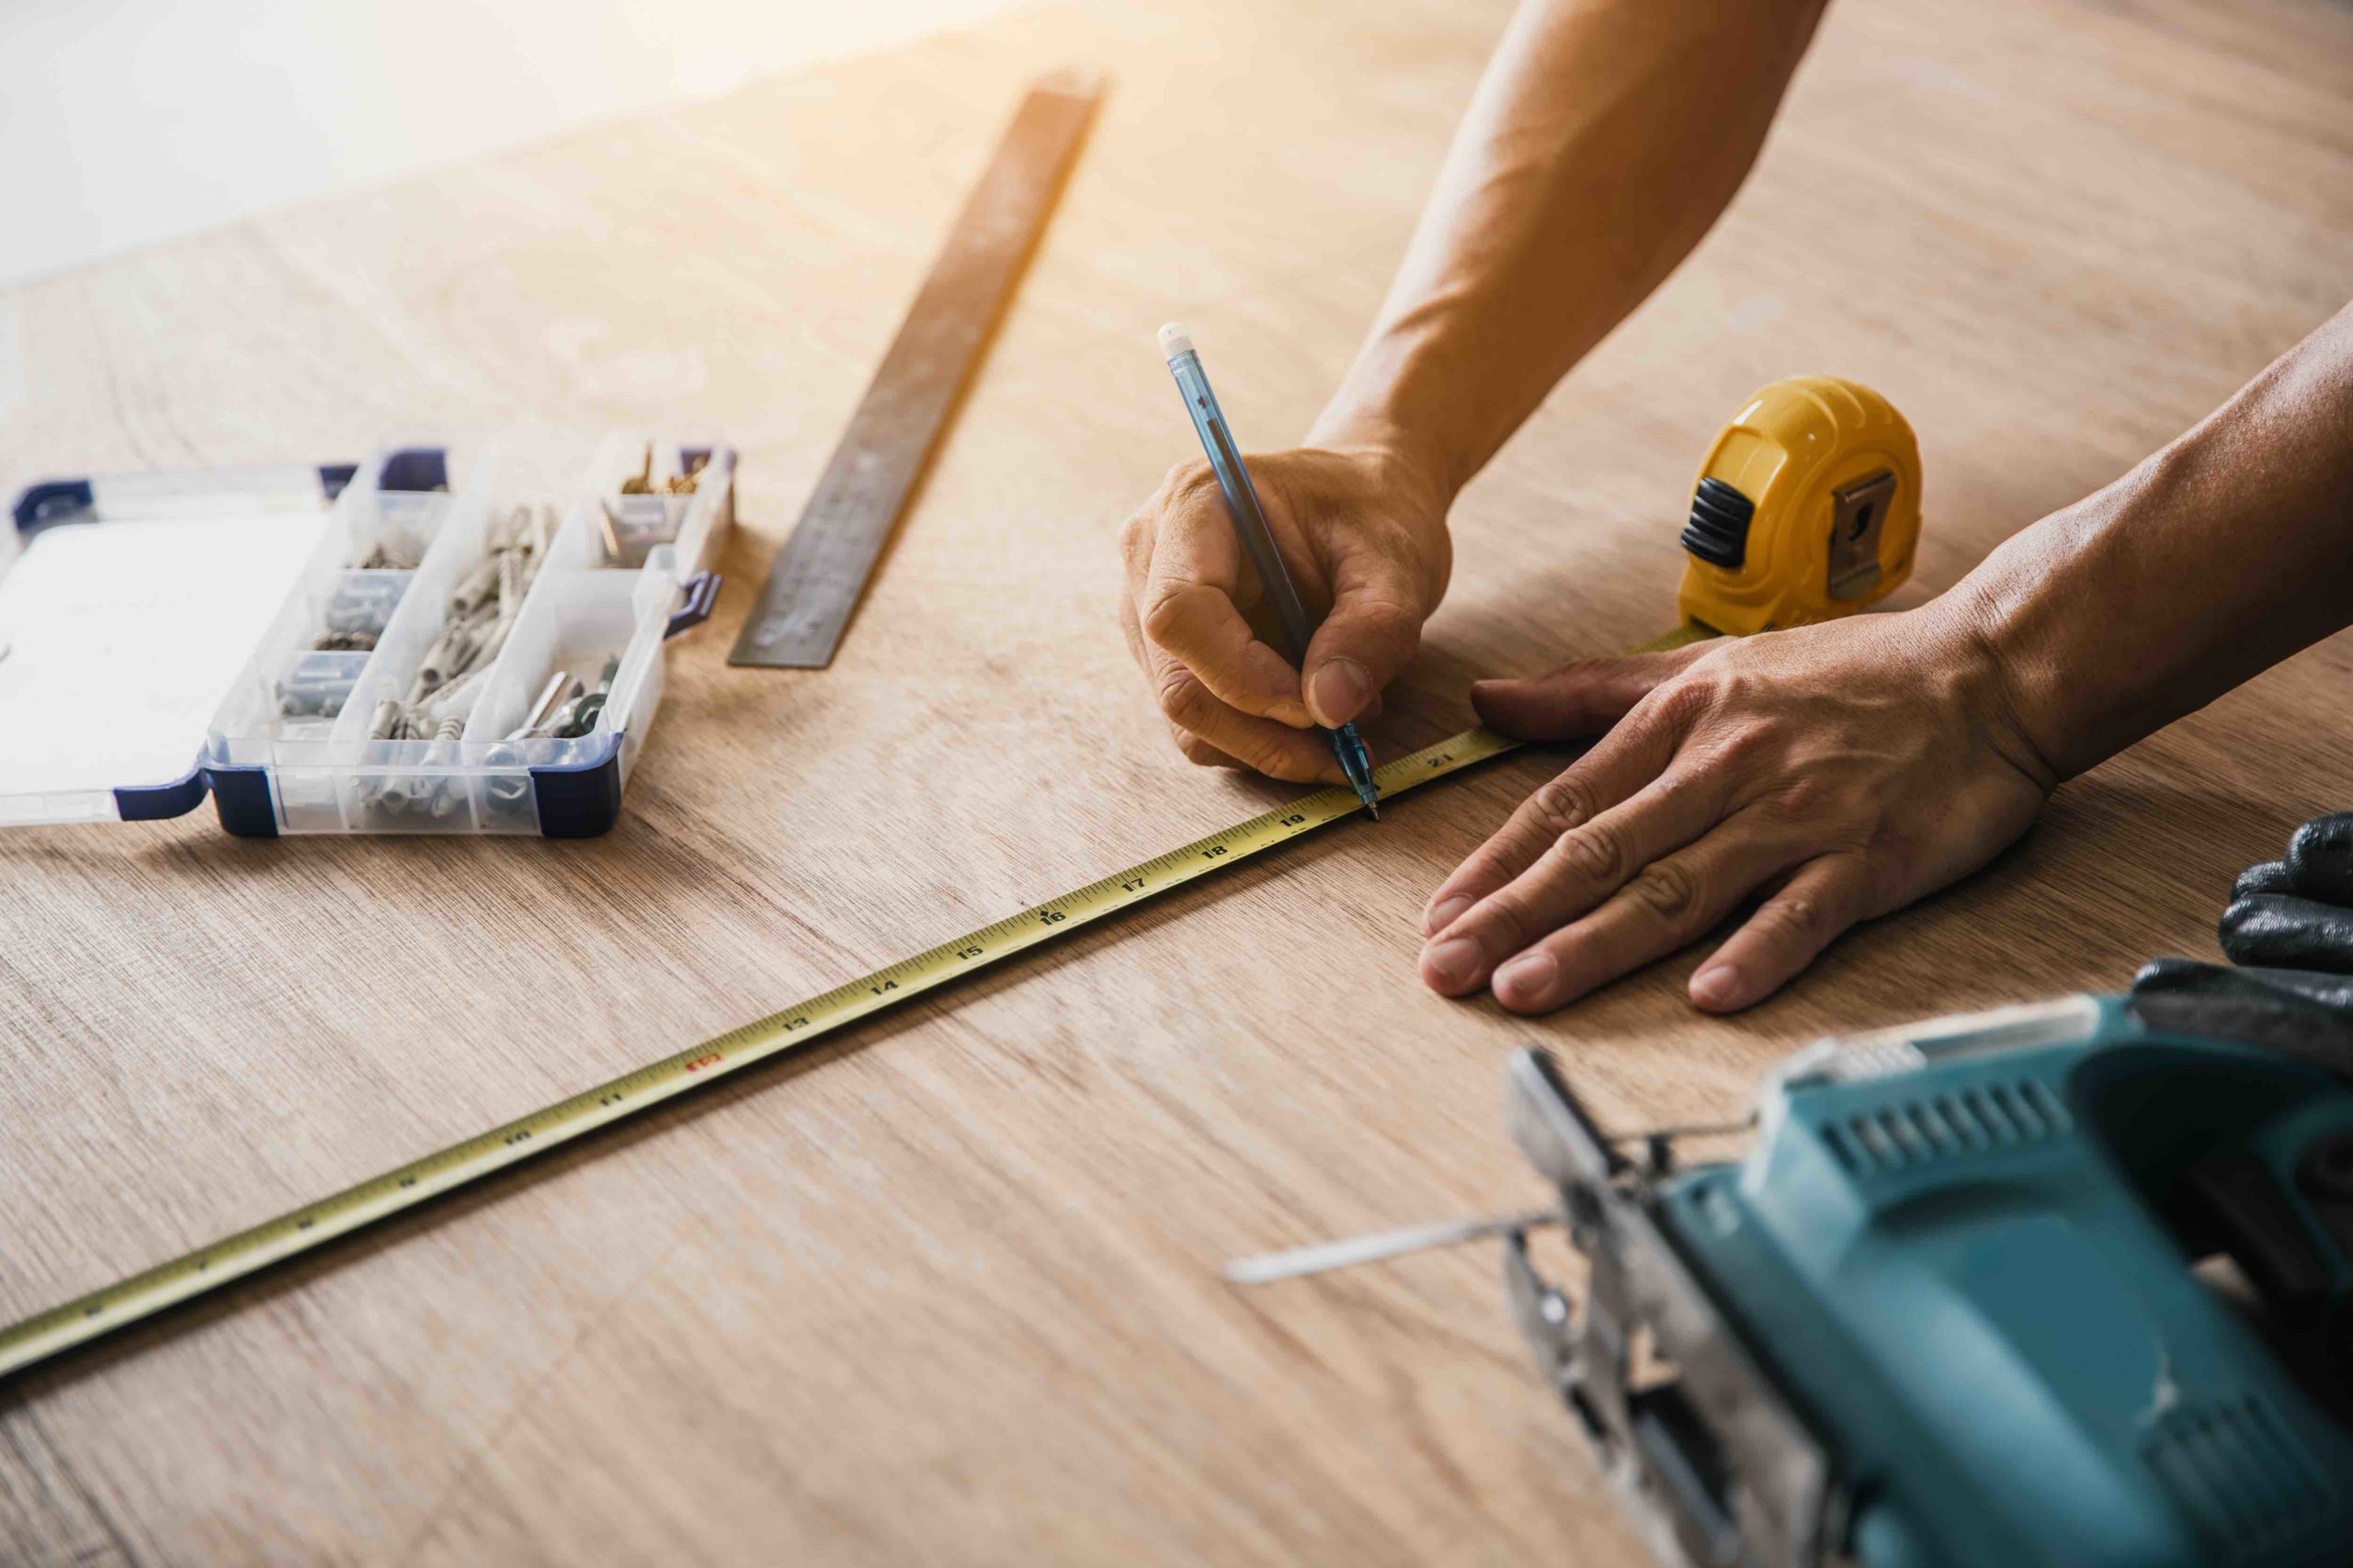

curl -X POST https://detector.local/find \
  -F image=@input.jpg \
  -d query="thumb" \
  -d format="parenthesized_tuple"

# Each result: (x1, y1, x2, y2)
(1470, 645, 1707, 740)
(1300, 548, 1426, 728)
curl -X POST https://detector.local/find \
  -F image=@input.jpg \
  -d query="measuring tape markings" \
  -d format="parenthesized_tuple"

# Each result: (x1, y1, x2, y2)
(1, 729, 1523, 1375)
(0, 623, 1711, 1378)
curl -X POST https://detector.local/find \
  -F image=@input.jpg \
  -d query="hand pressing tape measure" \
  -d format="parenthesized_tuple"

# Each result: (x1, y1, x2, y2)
(0, 376, 1923, 1380)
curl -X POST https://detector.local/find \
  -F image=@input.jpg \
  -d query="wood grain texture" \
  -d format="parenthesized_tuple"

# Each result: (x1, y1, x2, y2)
(3, 0, 2351, 1561)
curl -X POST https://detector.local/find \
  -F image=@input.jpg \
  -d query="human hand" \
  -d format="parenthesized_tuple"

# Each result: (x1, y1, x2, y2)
(1117, 445, 1451, 781)
(1416, 606, 2057, 1014)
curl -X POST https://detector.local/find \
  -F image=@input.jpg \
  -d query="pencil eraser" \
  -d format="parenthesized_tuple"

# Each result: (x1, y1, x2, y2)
(1157, 321, 1194, 360)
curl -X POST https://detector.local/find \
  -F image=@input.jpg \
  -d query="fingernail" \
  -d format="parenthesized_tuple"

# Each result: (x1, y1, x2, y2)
(1495, 951, 1558, 1008)
(1421, 937, 1483, 989)
(1690, 964, 1742, 1011)
(1424, 894, 1472, 936)
(1307, 657, 1371, 727)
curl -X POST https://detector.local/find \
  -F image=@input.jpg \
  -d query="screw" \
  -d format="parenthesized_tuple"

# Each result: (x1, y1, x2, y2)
(548, 656, 620, 738)
(508, 671, 579, 740)
(483, 741, 531, 815)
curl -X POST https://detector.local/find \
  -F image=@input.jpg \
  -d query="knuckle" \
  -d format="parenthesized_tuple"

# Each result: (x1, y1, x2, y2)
(1474, 889, 1534, 950)
(1449, 850, 1510, 900)
(1762, 858, 1869, 949)
(1650, 767, 1709, 811)
(1712, 723, 1775, 772)
(1139, 583, 1202, 646)
(1154, 667, 1211, 728)
(1711, 668, 1765, 710)
(1529, 774, 1598, 837)
(1758, 893, 1828, 949)
(1347, 600, 1425, 665)
(1160, 459, 1217, 503)
(1625, 860, 1704, 926)
(1649, 676, 1715, 728)
(1237, 732, 1313, 781)
(1769, 773, 1835, 821)
(1555, 820, 1628, 885)
(1339, 592, 1421, 635)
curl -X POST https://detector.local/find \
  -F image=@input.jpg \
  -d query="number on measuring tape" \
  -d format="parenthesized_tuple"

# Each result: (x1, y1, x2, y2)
(0, 717, 1546, 1381)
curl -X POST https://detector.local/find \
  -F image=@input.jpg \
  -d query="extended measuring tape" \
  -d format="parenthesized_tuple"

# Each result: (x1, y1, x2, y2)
(0, 376, 1922, 1380)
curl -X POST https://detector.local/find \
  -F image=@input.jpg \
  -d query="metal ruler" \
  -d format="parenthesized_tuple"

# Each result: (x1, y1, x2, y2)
(730, 72, 1102, 668)
(0, 625, 1710, 1380)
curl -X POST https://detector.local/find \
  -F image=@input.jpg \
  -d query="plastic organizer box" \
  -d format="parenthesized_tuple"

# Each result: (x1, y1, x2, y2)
(0, 433, 733, 837)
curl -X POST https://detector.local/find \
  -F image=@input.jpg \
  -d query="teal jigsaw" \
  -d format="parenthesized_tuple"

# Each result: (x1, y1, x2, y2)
(1504, 993, 2353, 1568)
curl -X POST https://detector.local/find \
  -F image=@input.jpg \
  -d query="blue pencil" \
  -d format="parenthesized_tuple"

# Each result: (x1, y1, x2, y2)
(1156, 322, 1381, 817)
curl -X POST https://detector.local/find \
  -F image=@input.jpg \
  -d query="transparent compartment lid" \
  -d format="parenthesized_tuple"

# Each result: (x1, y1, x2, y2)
(0, 469, 335, 826)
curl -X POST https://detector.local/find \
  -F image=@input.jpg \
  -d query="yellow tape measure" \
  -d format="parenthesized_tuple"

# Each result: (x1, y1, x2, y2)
(0, 376, 1920, 1381)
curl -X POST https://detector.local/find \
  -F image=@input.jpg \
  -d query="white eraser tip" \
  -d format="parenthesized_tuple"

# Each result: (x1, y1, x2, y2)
(1157, 321, 1194, 360)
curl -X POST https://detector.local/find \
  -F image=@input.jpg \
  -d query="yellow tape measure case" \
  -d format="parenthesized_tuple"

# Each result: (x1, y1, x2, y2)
(0, 434, 733, 838)
(1676, 375, 1920, 636)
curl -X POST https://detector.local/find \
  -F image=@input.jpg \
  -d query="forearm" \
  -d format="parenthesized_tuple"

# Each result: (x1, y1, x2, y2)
(1949, 302, 2353, 780)
(1308, 0, 1829, 494)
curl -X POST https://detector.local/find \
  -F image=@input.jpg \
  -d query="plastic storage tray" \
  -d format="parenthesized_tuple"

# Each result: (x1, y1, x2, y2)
(0, 433, 733, 837)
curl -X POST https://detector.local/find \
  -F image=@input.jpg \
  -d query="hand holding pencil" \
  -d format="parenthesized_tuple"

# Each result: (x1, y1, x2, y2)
(1118, 324, 1452, 801)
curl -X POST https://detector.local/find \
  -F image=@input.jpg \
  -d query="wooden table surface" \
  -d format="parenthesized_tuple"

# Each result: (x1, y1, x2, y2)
(5, 0, 2352, 1561)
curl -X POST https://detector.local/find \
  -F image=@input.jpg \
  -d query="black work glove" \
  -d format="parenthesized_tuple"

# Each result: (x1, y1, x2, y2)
(2134, 812, 2353, 1030)
(2131, 816, 2353, 1405)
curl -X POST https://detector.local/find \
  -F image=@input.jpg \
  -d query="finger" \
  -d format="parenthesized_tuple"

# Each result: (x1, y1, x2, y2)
(2287, 812, 2353, 903)
(2219, 893, 2353, 974)
(2233, 858, 2292, 901)
(1300, 544, 1425, 728)
(1470, 644, 1713, 742)
(1484, 817, 1821, 1014)
(1419, 764, 1731, 997)
(1173, 725, 1245, 770)
(1152, 654, 1343, 784)
(1142, 507, 1313, 725)
(2131, 958, 2353, 1015)
(1686, 853, 1873, 1012)
(1127, 581, 1296, 774)
(1419, 687, 1701, 936)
